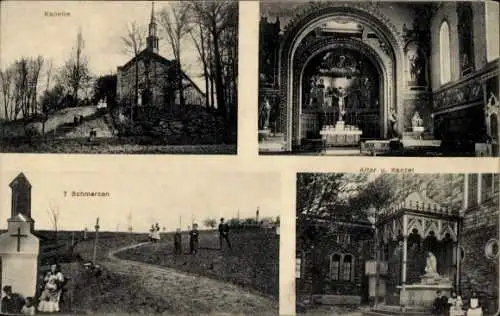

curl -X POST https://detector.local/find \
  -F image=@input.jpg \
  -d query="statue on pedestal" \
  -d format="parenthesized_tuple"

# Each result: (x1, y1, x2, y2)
(424, 251, 439, 277)
(412, 111, 424, 128)
(388, 109, 399, 139)
(259, 97, 272, 130)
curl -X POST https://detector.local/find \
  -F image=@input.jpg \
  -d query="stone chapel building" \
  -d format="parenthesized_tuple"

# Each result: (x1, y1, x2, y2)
(116, 3, 205, 111)
(296, 173, 499, 314)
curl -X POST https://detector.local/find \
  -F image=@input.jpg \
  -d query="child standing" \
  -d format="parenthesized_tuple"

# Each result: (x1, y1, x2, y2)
(21, 297, 35, 315)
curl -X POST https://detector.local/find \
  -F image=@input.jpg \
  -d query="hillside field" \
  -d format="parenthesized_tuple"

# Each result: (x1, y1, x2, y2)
(1, 229, 277, 314)
(117, 228, 279, 298)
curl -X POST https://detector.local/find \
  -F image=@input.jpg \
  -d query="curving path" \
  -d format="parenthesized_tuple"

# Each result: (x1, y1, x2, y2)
(104, 243, 279, 316)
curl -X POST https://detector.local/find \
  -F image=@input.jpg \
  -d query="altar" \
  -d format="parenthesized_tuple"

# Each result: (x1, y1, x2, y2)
(319, 121, 362, 147)
(299, 51, 378, 148)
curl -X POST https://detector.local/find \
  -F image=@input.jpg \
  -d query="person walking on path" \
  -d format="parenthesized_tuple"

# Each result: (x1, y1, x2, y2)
(218, 218, 231, 250)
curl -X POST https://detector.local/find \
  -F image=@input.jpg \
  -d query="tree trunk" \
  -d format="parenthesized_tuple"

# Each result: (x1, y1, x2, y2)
(211, 27, 226, 118)
(134, 55, 139, 121)
(207, 37, 215, 110)
(200, 27, 210, 108)
(177, 55, 185, 108)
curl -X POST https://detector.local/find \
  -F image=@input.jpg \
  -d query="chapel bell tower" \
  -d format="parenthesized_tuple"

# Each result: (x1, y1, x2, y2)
(147, 2, 159, 54)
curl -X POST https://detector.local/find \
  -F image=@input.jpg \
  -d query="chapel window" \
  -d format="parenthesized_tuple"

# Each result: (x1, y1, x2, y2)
(342, 254, 353, 281)
(481, 173, 494, 203)
(485, 1, 500, 62)
(457, 3, 475, 76)
(493, 174, 499, 195)
(330, 253, 341, 280)
(467, 173, 478, 208)
(439, 21, 452, 85)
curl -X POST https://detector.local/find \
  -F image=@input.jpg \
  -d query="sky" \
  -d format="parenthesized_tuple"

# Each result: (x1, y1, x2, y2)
(0, 170, 281, 233)
(0, 1, 205, 91)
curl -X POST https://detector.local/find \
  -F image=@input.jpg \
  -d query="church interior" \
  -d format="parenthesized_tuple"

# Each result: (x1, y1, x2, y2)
(258, 1, 499, 156)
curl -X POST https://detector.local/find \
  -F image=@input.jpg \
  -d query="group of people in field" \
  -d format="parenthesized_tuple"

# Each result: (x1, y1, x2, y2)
(149, 223, 161, 243)
(1, 264, 65, 315)
(171, 218, 232, 255)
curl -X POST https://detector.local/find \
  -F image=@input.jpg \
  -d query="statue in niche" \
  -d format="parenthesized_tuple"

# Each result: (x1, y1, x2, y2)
(407, 44, 426, 86)
(361, 77, 372, 107)
(388, 109, 399, 139)
(259, 97, 272, 130)
(308, 77, 320, 107)
(411, 111, 424, 128)
(316, 78, 326, 108)
(424, 251, 439, 277)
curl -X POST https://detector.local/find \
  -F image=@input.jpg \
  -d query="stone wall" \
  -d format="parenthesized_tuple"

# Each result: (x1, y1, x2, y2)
(460, 198, 499, 314)
(117, 56, 205, 110)
(296, 224, 373, 300)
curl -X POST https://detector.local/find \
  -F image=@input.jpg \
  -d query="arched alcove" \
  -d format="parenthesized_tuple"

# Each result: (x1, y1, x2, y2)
(278, 3, 404, 150)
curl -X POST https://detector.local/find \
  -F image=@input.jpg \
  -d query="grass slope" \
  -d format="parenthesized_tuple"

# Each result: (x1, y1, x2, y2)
(116, 228, 279, 298)
(41, 230, 277, 314)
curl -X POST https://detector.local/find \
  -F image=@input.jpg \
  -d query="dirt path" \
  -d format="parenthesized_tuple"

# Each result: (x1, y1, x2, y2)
(104, 243, 278, 315)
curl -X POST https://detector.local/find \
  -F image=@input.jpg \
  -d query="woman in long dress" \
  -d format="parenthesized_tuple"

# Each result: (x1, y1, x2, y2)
(38, 264, 65, 313)
(467, 291, 483, 316)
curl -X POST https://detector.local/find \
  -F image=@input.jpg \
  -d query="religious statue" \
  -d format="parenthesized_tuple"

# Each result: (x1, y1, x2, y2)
(309, 78, 319, 107)
(424, 251, 439, 277)
(332, 87, 348, 121)
(388, 109, 399, 139)
(406, 43, 426, 86)
(259, 97, 272, 130)
(316, 78, 326, 107)
(411, 111, 424, 128)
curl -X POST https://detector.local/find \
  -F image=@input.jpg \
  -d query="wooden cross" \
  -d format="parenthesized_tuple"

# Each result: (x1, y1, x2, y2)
(11, 227, 27, 252)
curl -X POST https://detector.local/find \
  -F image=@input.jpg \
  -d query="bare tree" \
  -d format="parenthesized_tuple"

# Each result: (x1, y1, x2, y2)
(47, 201, 60, 244)
(189, 23, 211, 108)
(121, 21, 146, 120)
(41, 59, 53, 134)
(189, 1, 238, 118)
(158, 2, 192, 108)
(0, 65, 15, 121)
(60, 29, 91, 107)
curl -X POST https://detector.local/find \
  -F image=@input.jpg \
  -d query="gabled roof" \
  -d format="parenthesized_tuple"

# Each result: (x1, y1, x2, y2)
(117, 49, 205, 97)
(118, 49, 172, 71)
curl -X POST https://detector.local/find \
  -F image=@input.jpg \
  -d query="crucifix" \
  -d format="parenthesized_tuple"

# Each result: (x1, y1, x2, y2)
(11, 227, 27, 252)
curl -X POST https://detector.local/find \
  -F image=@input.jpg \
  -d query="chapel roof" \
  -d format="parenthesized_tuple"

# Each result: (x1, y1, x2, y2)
(117, 49, 206, 97)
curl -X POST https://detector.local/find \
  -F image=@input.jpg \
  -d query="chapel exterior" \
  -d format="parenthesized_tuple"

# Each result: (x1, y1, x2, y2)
(296, 173, 499, 314)
(259, 2, 499, 155)
(116, 4, 205, 111)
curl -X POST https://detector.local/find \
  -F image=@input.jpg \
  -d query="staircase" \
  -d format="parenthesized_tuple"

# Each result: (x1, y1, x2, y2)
(259, 134, 287, 152)
(363, 305, 429, 316)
